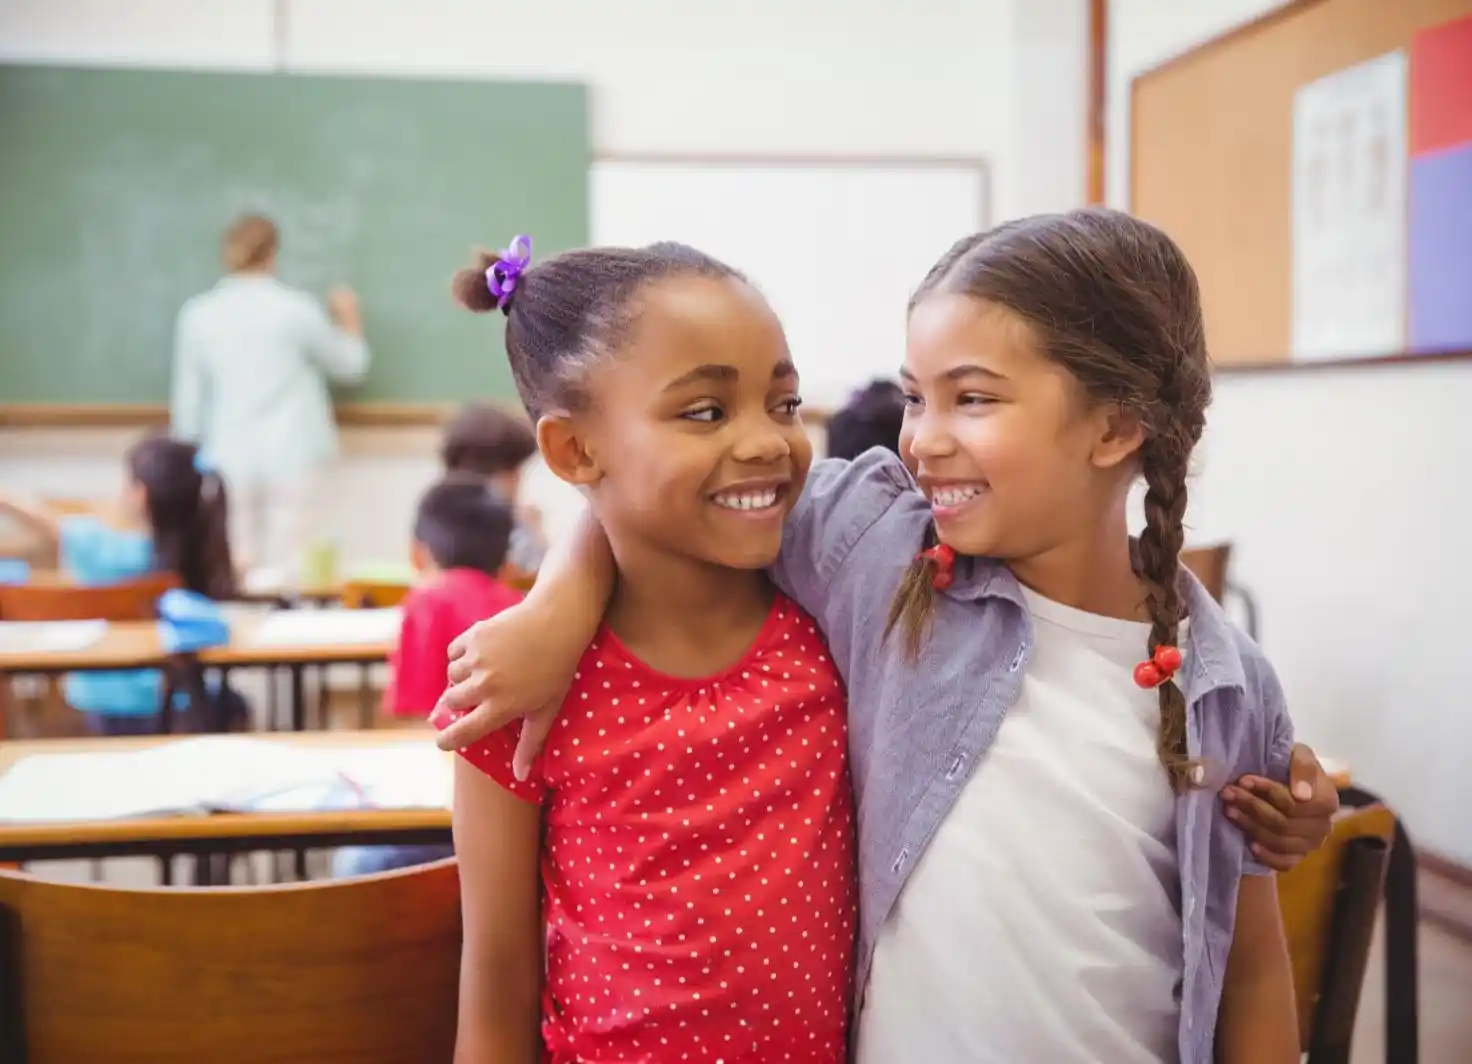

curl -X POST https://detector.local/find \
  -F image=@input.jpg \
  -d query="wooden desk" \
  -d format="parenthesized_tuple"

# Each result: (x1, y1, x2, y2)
(25, 569, 344, 607)
(0, 614, 395, 733)
(0, 729, 450, 864)
(0, 615, 392, 676)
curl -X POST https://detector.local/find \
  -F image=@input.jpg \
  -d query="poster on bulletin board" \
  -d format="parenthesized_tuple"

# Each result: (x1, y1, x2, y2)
(1290, 50, 1409, 362)
(1407, 13, 1472, 352)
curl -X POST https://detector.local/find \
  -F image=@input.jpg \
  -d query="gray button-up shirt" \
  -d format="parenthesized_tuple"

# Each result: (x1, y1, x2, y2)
(770, 449, 1294, 1063)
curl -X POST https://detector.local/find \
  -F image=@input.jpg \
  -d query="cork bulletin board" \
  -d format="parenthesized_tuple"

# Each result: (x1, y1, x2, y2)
(1130, 0, 1472, 369)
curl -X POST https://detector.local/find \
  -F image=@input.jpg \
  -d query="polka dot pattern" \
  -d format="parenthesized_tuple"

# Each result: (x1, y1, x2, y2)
(452, 596, 856, 1062)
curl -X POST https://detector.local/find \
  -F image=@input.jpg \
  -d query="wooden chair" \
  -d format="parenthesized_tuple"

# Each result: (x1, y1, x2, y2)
(1277, 803, 1397, 1064)
(339, 579, 412, 610)
(499, 563, 537, 593)
(0, 574, 183, 741)
(38, 497, 105, 518)
(0, 858, 460, 1064)
(337, 580, 412, 728)
(0, 573, 179, 623)
(1181, 543, 1231, 603)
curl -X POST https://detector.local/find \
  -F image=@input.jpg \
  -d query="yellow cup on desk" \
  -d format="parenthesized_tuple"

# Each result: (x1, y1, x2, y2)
(300, 538, 340, 590)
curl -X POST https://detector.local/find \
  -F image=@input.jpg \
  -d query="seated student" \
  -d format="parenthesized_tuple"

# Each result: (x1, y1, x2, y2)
(823, 377, 905, 460)
(439, 401, 546, 578)
(0, 436, 245, 735)
(331, 475, 521, 876)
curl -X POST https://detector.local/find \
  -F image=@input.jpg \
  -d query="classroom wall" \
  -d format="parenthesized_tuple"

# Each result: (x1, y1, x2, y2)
(1111, 0, 1472, 864)
(0, 0, 1085, 554)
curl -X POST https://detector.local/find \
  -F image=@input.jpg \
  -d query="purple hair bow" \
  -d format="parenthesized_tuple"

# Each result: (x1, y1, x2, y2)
(486, 234, 533, 310)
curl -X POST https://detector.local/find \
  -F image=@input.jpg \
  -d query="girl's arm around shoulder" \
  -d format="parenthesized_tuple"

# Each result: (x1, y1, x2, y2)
(1226, 638, 1340, 875)
(1215, 874, 1299, 1063)
(769, 447, 913, 618)
(436, 506, 614, 757)
(452, 756, 544, 1064)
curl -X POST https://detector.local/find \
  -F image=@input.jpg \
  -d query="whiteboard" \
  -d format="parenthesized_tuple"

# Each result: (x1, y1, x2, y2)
(591, 159, 989, 408)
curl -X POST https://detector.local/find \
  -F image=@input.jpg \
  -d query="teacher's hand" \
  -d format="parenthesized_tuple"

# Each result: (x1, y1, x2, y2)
(328, 285, 362, 334)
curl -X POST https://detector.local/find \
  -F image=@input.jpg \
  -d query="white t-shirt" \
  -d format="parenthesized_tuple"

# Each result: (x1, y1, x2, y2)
(855, 587, 1186, 1064)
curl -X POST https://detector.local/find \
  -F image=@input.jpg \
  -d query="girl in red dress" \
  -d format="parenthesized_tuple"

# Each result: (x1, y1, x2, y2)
(438, 236, 856, 1064)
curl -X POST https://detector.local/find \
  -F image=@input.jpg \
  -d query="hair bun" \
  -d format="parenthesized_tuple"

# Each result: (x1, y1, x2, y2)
(451, 251, 503, 315)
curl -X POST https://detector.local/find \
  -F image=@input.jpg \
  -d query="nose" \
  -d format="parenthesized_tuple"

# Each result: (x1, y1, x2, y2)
(730, 420, 793, 465)
(904, 406, 956, 461)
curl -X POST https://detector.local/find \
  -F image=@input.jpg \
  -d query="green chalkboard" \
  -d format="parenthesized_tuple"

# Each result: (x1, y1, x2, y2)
(0, 64, 589, 405)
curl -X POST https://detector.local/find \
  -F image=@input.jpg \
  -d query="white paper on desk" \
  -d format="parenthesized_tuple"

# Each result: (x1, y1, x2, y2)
(231, 741, 451, 813)
(247, 608, 402, 648)
(0, 737, 350, 823)
(0, 620, 108, 654)
(332, 741, 452, 809)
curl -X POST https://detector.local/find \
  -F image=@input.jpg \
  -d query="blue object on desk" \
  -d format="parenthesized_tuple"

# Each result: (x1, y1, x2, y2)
(0, 559, 31, 585)
(156, 588, 231, 653)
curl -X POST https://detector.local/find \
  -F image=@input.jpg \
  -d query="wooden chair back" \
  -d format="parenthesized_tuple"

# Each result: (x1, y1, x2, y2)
(498, 563, 537, 593)
(1277, 803, 1396, 1059)
(38, 498, 105, 518)
(0, 573, 179, 622)
(1181, 543, 1232, 603)
(0, 858, 461, 1064)
(340, 579, 412, 610)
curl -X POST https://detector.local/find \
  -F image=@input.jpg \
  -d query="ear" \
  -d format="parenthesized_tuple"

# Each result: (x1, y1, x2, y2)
(1089, 403, 1146, 470)
(408, 539, 432, 574)
(535, 413, 603, 487)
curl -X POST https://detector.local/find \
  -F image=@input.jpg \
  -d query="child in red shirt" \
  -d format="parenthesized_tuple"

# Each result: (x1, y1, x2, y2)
(331, 476, 520, 877)
(386, 475, 524, 720)
(436, 237, 856, 1063)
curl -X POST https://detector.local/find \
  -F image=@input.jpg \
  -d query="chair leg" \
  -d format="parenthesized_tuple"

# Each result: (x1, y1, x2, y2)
(1340, 786, 1419, 1064)
(1306, 836, 1390, 1064)
(0, 902, 25, 1064)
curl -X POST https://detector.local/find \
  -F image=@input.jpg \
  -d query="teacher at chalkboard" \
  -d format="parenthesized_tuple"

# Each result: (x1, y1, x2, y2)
(169, 213, 370, 585)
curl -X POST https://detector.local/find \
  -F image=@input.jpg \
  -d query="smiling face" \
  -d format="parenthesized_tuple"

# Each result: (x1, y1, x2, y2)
(549, 275, 811, 570)
(899, 293, 1139, 562)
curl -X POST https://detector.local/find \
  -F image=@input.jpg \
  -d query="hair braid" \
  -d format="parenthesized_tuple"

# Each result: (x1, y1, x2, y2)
(884, 524, 941, 659)
(1137, 433, 1197, 791)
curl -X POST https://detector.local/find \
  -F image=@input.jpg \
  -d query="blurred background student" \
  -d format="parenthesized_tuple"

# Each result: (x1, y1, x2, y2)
(331, 474, 521, 877)
(0, 437, 244, 735)
(439, 402, 548, 582)
(824, 378, 906, 461)
(169, 214, 370, 588)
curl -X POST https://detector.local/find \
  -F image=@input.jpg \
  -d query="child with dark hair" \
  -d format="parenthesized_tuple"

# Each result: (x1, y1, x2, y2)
(824, 378, 905, 460)
(389, 475, 520, 722)
(331, 475, 521, 879)
(0, 435, 239, 735)
(439, 401, 546, 575)
(436, 236, 855, 1062)
(436, 213, 1339, 1063)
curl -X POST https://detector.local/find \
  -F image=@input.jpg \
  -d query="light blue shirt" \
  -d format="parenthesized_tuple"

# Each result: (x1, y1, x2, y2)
(171, 275, 370, 487)
(769, 449, 1295, 1064)
(59, 517, 164, 717)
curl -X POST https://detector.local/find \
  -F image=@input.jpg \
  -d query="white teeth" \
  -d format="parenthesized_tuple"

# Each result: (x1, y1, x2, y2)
(713, 489, 779, 511)
(931, 485, 984, 508)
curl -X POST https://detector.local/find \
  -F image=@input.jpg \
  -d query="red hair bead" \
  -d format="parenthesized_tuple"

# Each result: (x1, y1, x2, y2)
(921, 543, 956, 591)
(1133, 645, 1183, 689)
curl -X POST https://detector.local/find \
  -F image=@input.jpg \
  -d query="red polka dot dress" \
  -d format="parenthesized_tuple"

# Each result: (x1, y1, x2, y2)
(447, 595, 856, 1063)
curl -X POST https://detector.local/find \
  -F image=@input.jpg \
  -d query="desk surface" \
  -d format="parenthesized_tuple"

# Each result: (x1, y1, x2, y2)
(0, 729, 450, 855)
(25, 568, 343, 604)
(0, 613, 394, 673)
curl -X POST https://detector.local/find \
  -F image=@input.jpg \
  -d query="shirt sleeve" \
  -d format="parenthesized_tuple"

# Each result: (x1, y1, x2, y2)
(430, 704, 548, 804)
(386, 595, 457, 718)
(299, 296, 370, 385)
(768, 447, 911, 619)
(1242, 656, 1296, 877)
(59, 518, 154, 583)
